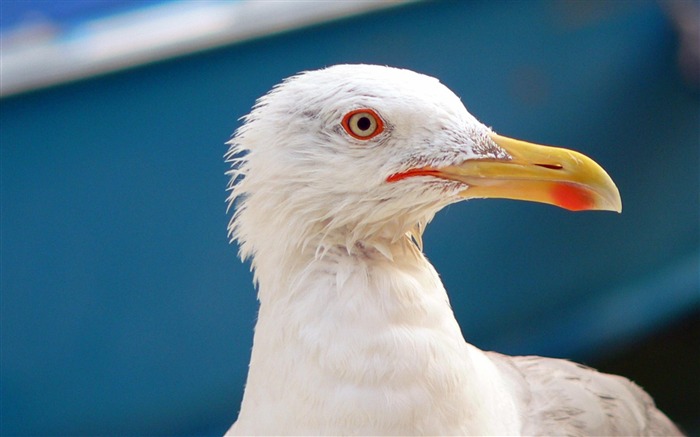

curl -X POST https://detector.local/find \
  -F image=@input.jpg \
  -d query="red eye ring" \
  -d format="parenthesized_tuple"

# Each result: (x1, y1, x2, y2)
(342, 109, 384, 140)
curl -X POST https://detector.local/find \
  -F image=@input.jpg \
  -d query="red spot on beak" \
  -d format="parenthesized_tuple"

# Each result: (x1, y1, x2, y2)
(551, 183, 595, 211)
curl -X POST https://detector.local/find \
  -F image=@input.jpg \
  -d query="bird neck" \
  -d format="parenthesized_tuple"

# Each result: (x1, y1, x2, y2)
(254, 234, 425, 304)
(257, 235, 455, 324)
(235, 237, 519, 434)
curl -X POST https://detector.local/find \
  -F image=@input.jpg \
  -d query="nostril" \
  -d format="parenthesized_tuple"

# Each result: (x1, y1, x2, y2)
(535, 163, 563, 170)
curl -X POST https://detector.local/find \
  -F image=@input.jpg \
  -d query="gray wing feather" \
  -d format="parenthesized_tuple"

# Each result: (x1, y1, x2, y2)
(487, 352, 683, 436)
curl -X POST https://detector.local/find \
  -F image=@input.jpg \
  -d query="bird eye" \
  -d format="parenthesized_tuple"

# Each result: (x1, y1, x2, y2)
(342, 109, 384, 140)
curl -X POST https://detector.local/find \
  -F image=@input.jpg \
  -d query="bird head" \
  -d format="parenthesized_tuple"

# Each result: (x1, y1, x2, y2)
(227, 64, 621, 262)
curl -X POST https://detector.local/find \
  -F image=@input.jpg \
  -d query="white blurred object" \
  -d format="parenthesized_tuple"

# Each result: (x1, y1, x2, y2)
(0, 1, 409, 97)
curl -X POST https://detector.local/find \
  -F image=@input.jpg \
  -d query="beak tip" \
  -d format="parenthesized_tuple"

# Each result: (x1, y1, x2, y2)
(600, 178, 622, 214)
(597, 192, 622, 214)
(613, 200, 623, 214)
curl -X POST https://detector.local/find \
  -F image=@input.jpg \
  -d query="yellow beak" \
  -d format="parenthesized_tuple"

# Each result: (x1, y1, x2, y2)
(434, 134, 621, 212)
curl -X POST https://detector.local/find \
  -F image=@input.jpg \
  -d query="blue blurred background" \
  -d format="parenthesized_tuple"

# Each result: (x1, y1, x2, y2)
(2, 0, 698, 435)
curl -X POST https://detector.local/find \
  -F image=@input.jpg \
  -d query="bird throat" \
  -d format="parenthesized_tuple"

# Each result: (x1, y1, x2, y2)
(236, 238, 507, 433)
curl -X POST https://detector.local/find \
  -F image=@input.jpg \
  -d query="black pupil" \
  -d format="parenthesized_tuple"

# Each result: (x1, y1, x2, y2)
(356, 116, 372, 131)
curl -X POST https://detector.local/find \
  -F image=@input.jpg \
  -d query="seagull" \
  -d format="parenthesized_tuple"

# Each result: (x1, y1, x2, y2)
(224, 64, 681, 436)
